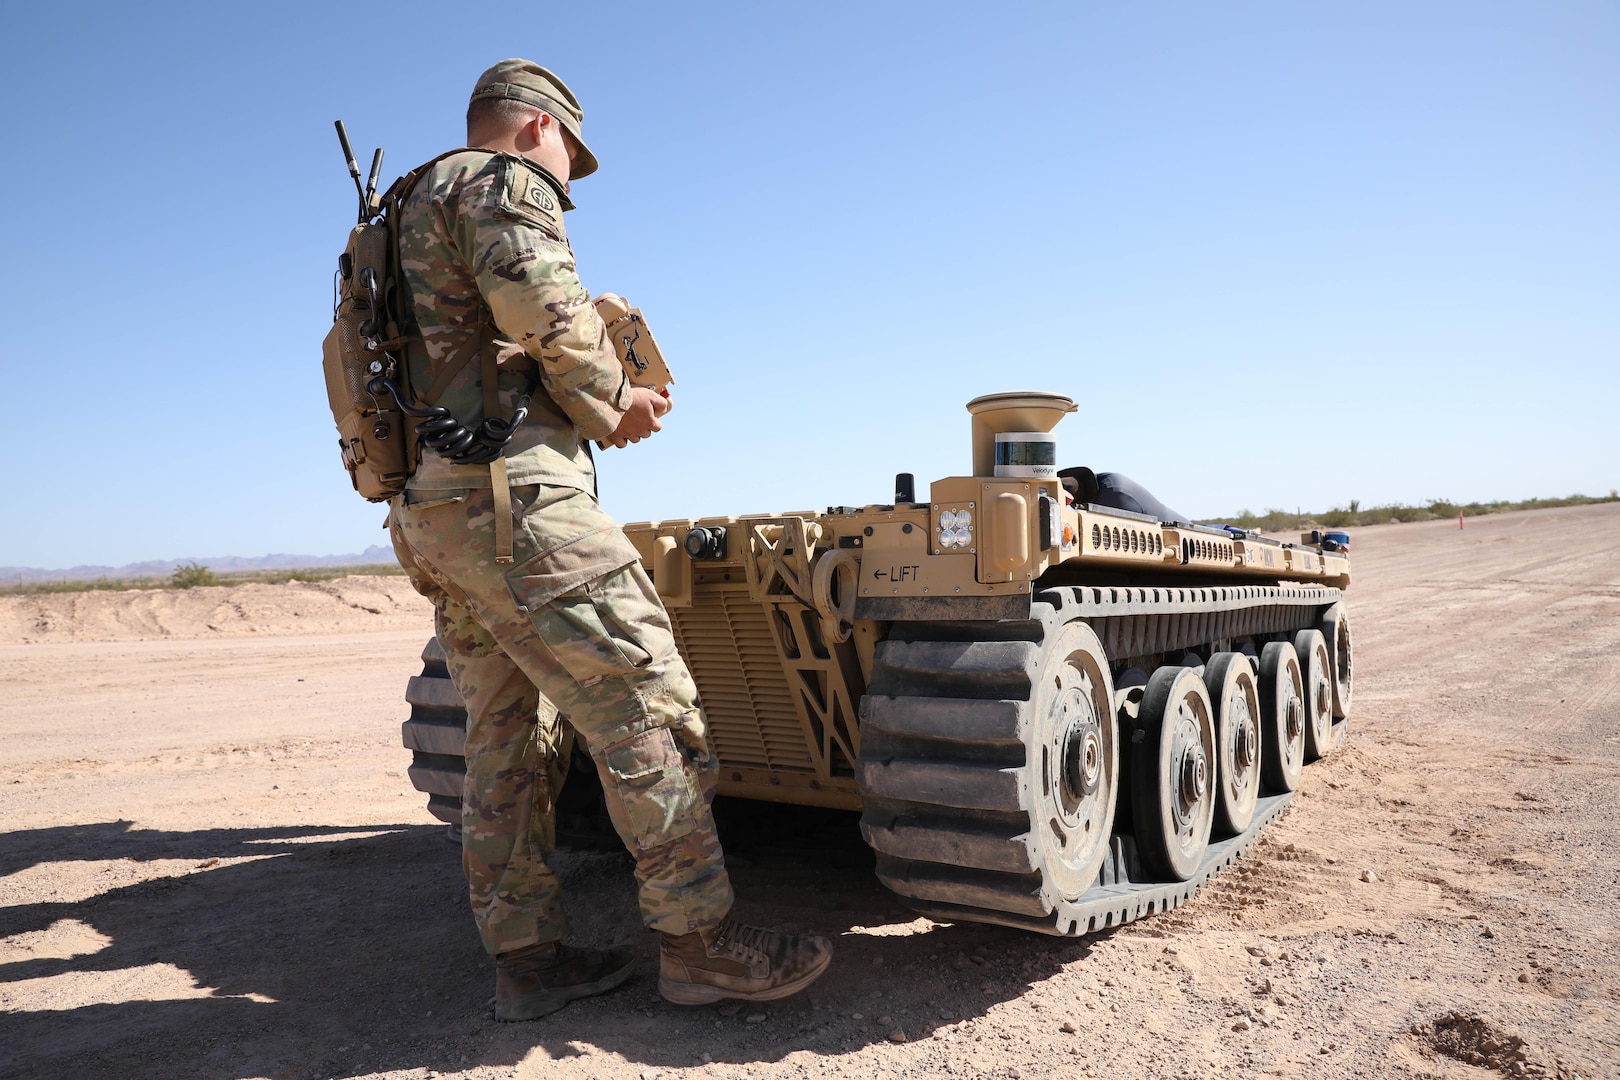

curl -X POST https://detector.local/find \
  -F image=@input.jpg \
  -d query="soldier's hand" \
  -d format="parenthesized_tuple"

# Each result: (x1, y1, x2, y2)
(609, 387, 672, 448)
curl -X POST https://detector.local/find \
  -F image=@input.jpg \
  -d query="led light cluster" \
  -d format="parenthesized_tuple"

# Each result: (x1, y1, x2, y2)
(937, 508, 974, 550)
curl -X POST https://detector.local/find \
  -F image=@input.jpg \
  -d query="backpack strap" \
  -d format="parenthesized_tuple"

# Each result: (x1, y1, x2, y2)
(419, 326, 487, 406)
(481, 340, 516, 564)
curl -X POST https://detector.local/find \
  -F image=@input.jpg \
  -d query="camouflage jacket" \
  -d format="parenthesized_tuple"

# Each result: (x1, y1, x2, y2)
(398, 150, 630, 491)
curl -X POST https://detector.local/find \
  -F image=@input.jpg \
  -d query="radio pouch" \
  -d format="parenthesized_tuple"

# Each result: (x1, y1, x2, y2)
(322, 220, 412, 501)
(591, 293, 675, 451)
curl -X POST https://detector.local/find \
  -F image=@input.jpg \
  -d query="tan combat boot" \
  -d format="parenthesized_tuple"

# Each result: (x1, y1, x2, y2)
(494, 940, 637, 1022)
(658, 916, 832, 1005)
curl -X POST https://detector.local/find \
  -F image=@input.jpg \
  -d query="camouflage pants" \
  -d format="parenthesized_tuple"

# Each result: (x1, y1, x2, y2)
(389, 484, 734, 955)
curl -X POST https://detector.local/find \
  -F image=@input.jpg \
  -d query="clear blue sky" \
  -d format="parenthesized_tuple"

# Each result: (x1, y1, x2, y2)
(1, 1, 1615, 568)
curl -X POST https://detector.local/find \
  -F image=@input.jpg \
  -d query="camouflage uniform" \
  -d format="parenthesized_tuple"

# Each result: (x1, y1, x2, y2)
(388, 145, 733, 956)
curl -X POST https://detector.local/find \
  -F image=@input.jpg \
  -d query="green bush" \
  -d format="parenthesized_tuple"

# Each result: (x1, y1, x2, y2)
(170, 561, 219, 589)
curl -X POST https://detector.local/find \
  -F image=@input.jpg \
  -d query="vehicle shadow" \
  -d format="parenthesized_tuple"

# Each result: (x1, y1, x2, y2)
(0, 805, 1095, 1079)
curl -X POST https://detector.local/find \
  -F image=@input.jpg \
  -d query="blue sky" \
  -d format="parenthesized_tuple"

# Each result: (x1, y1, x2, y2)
(1, 2, 1615, 567)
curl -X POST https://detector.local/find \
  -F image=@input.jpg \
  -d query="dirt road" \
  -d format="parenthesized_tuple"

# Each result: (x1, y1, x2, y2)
(2, 505, 1616, 1079)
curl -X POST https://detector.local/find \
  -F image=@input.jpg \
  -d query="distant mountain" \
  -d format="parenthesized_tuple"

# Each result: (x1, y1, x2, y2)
(1, 545, 397, 584)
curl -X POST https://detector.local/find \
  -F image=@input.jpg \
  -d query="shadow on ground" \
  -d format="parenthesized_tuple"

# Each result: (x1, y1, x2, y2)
(0, 804, 1092, 1079)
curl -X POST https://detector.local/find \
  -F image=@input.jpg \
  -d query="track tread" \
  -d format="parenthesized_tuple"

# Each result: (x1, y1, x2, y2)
(857, 584, 1339, 935)
(860, 695, 1025, 746)
(857, 759, 1025, 812)
(402, 717, 467, 756)
(861, 820, 1037, 875)
(903, 793, 1293, 936)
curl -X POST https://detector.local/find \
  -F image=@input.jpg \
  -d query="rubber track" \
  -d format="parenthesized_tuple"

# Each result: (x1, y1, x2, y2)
(894, 793, 1292, 935)
(402, 636, 466, 823)
(399, 638, 622, 848)
(857, 583, 1339, 936)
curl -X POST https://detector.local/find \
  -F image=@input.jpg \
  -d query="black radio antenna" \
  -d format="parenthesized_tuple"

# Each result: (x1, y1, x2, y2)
(364, 147, 385, 214)
(333, 120, 366, 222)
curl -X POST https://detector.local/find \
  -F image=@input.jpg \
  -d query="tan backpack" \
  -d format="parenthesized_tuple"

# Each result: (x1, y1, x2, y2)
(321, 125, 492, 502)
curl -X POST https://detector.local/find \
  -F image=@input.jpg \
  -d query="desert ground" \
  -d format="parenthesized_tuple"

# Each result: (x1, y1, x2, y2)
(1, 503, 1617, 1080)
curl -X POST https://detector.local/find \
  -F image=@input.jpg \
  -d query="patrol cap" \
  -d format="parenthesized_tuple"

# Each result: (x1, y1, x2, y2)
(470, 59, 599, 178)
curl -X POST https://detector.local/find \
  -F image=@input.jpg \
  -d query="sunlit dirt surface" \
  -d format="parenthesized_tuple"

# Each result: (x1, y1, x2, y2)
(2, 505, 1616, 1079)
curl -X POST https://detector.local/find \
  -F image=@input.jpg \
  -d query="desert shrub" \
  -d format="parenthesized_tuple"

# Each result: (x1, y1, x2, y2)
(170, 562, 219, 589)
(1200, 491, 1620, 533)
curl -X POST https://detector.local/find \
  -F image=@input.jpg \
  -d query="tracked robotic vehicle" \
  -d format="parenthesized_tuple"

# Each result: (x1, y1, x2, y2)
(402, 391, 1353, 936)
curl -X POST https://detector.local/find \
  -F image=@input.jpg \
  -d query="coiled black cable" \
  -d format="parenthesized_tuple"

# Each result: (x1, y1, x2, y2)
(368, 376, 530, 466)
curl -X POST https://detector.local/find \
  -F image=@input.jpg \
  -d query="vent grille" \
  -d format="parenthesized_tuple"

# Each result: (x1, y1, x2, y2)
(1184, 536, 1236, 564)
(1091, 523, 1163, 556)
(669, 583, 812, 771)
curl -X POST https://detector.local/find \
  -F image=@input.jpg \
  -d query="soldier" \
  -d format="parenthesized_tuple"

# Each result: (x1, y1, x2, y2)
(387, 59, 832, 1022)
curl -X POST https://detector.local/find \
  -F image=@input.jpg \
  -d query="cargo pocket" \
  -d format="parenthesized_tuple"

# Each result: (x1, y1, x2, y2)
(505, 524, 645, 686)
(534, 574, 653, 685)
(602, 727, 700, 850)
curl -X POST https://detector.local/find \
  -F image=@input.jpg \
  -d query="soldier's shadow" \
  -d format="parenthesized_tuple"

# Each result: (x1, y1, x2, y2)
(509, 800, 1101, 1073)
(0, 807, 1092, 1079)
(0, 821, 479, 1080)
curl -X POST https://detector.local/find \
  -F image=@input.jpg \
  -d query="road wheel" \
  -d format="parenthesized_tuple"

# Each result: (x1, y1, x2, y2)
(856, 600, 1119, 929)
(1318, 602, 1353, 729)
(1131, 666, 1216, 882)
(1030, 620, 1120, 899)
(1257, 641, 1304, 793)
(1204, 652, 1261, 837)
(1293, 629, 1335, 762)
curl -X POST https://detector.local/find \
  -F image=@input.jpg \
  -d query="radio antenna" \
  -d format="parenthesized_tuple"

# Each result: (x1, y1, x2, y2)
(365, 147, 385, 215)
(333, 120, 366, 222)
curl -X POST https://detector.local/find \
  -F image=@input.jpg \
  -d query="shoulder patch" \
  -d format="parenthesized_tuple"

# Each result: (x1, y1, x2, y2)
(496, 157, 568, 239)
(528, 181, 557, 213)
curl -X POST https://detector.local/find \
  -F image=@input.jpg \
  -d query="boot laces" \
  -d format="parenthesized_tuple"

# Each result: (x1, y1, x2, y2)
(709, 917, 773, 966)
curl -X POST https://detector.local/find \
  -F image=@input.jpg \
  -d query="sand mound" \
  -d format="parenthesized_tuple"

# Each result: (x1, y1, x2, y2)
(0, 575, 433, 644)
